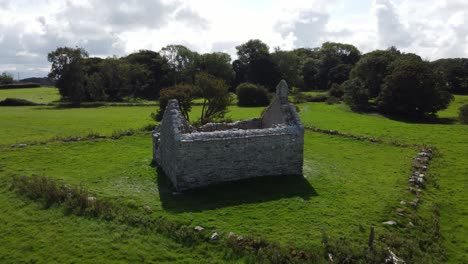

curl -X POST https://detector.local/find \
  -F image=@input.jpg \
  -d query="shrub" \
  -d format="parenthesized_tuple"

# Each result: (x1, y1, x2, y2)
(377, 59, 453, 116)
(326, 96, 341, 105)
(292, 93, 328, 104)
(459, 104, 468, 124)
(0, 98, 38, 106)
(196, 72, 232, 124)
(328, 83, 344, 99)
(154, 84, 194, 121)
(343, 78, 369, 111)
(236, 82, 270, 107)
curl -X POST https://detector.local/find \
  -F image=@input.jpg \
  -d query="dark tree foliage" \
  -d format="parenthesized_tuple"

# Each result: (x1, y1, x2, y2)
(343, 78, 369, 111)
(236, 83, 270, 107)
(302, 59, 320, 90)
(431, 58, 468, 94)
(271, 49, 302, 88)
(233, 39, 281, 91)
(124, 50, 171, 99)
(459, 104, 468, 124)
(248, 56, 281, 91)
(156, 84, 193, 121)
(235, 39, 269, 65)
(195, 72, 232, 123)
(350, 49, 398, 98)
(377, 58, 453, 116)
(328, 83, 345, 99)
(301, 42, 360, 90)
(328, 64, 354, 85)
(48, 47, 89, 103)
(0, 72, 14, 85)
(196, 52, 234, 86)
(98, 57, 130, 101)
(161, 45, 200, 85)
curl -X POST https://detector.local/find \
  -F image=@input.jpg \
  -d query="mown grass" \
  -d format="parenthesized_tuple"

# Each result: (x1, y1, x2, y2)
(299, 99, 468, 263)
(0, 87, 60, 104)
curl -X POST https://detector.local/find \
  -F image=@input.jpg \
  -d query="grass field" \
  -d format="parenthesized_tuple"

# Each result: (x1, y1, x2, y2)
(0, 88, 467, 263)
(0, 87, 60, 104)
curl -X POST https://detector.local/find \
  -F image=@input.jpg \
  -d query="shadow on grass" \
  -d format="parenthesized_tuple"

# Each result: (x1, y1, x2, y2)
(156, 167, 317, 213)
(382, 113, 456, 124)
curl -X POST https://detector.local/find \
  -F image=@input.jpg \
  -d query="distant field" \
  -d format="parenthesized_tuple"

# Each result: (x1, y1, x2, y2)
(0, 105, 264, 145)
(0, 87, 60, 104)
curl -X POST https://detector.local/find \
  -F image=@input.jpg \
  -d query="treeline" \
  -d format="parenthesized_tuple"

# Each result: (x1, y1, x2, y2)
(47, 40, 468, 116)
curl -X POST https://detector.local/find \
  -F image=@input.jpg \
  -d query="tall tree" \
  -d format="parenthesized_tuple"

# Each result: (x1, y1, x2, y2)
(234, 39, 280, 90)
(271, 49, 302, 88)
(160, 45, 199, 85)
(350, 49, 399, 97)
(47, 47, 89, 103)
(196, 52, 234, 86)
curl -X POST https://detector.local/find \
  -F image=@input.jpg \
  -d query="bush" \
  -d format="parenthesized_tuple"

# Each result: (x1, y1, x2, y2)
(236, 82, 270, 107)
(377, 59, 453, 116)
(154, 84, 194, 121)
(292, 93, 328, 104)
(343, 78, 369, 111)
(328, 83, 344, 99)
(326, 96, 341, 105)
(0, 98, 38, 106)
(459, 104, 468, 124)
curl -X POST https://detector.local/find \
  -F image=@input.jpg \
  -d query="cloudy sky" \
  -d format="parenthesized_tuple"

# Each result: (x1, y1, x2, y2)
(0, 0, 467, 79)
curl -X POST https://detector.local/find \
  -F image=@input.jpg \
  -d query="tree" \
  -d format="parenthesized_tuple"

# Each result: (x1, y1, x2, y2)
(343, 78, 369, 111)
(195, 72, 231, 123)
(431, 58, 468, 95)
(248, 56, 281, 91)
(47, 47, 89, 103)
(196, 52, 234, 86)
(236, 83, 269, 107)
(160, 45, 199, 85)
(155, 84, 193, 121)
(234, 39, 281, 90)
(377, 58, 453, 116)
(124, 50, 171, 98)
(235, 39, 269, 65)
(328, 64, 354, 85)
(459, 104, 468, 124)
(271, 49, 302, 88)
(350, 49, 399, 98)
(98, 57, 130, 101)
(302, 59, 320, 90)
(0, 72, 14, 85)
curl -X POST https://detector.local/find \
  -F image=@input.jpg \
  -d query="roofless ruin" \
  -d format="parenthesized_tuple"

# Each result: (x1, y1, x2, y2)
(152, 80, 304, 191)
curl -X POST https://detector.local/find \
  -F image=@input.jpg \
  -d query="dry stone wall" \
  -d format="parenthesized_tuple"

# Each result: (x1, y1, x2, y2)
(153, 80, 304, 191)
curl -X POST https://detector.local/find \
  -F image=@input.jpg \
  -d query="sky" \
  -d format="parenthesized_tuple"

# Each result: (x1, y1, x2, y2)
(0, 0, 467, 79)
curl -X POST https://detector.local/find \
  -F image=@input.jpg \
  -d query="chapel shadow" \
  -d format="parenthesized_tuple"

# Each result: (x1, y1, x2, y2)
(156, 167, 317, 213)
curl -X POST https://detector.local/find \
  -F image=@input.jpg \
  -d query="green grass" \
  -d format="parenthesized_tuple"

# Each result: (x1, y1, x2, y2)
(0, 95, 467, 262)
(438, 94, 468, 120)
(0, 132, 415, 252)
(0, 105, 265, 145)
(0, 182, 228, 263)
(299, 101, 468, 262)
(0, 87, 60, 104)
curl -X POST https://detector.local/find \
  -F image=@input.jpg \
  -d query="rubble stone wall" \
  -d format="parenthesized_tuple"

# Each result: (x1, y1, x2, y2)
(153, 80, 304, 191)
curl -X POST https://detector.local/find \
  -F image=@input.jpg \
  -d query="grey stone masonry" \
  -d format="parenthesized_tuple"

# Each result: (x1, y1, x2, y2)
(152, 80, 304, 191)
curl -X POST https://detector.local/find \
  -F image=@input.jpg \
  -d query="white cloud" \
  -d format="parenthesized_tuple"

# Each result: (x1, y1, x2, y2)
(0, 0, 467, 78)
